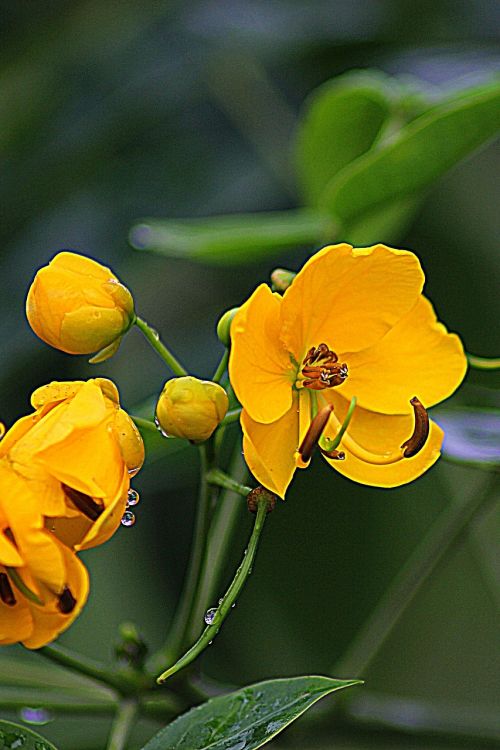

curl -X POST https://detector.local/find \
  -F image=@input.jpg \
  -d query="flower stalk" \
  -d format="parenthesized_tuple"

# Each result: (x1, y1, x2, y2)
(135, 316, 188, 376)
(156, 497, 269, 684)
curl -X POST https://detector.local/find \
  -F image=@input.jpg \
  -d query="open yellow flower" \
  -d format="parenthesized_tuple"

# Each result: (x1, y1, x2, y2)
(26, 252, 135, 361)
(229, 243, 467, 497)
(0, 378, 144, 554)
(0, 378, 144, 646)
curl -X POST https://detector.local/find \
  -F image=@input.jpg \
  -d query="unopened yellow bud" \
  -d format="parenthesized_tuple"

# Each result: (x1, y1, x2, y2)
(216, 307, 239, 347)
(155, 376, 229, 442)
(26, 252, 135, 359)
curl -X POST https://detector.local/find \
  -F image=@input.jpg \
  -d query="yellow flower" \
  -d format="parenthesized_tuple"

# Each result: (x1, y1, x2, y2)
(156, 376, 229, 442)
(26, 252, 135, 360)
(229, 243, 467, 497)
(0, 378, 144, 647)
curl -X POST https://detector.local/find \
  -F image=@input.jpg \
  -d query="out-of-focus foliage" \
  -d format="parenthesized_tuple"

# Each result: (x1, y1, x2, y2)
(0, 1, 499, 748)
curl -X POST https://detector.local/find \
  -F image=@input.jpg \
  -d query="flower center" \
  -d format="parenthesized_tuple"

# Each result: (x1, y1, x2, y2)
(300, 343, 348, 390)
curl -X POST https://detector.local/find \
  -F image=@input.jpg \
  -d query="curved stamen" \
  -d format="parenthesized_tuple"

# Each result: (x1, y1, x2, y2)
(63, 484, 103, 521)
(327, 397, 430, 465)
(298, 405, 333, 463)
(5, 567, 44, 605)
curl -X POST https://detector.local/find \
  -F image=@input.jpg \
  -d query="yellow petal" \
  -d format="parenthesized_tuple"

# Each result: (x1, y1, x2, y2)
(60, 306, 127, 354)
(22, 544, 90, 649)
(280, 243, 425, 360)
(76, 468, 129, 551)
(0, 574, 34, 645)
(31, 381, 84, 410)
(340, 296, 467, 414)
(322, 392, 443, 487)
(241, 393, 306, 498)
(230, 284, 295, 424)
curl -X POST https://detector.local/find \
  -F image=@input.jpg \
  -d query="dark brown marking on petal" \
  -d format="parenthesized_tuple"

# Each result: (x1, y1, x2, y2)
(0, 573, 16, 606)
(3, 527, 17, 547)
(298, 405, 333, 462)
(63, 484, 103, 522)
(57, 586, 77, 614)
(401, 397, 430, 458)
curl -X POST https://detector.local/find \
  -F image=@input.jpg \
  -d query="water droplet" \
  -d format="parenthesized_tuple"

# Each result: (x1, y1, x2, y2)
(127, 488, 140, 506)
(154, 415, 173, 438)
(34, 743, 51, 750)
(231, 603, 236, 608)
(19, 706, 51, 725)
(208, 640, 213, 645)
(218, 598, 223, 605)
(150, 328, 160, 340)
(1, 733, 26, 749)
(204, 607, 217, 625)
(121, 511, 136, 527)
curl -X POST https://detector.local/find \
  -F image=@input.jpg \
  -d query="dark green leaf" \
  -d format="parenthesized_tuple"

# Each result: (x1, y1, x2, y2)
(0, 720, 58, 750)
(129, 210, 333, 265)
(433, 407, 500, 468)
(294, 71, 393, 204)
(141, 675, 361, 750)
(321, 81, 500, 228)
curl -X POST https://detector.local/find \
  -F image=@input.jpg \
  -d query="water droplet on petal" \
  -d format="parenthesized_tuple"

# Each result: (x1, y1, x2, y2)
(154, 415, 173, 438)
(127, 488, 140, 506)
(121, 510, 136, 527)
(20, 707, 51, 725)
(204, 607, 217, 625)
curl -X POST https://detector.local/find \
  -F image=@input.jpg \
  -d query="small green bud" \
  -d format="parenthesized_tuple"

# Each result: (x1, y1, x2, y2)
(156, 376, 229, 442)
(270, 268, 296, 292)
(216, 307, 239, 347)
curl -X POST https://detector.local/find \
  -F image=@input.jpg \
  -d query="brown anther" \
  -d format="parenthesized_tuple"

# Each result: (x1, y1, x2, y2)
(401, 397, 430, 458)
(0, 572, 16, 606)
(3, 527, 16, 547)
(57, 585, 77, 614)
(298, 405, 333, 463)
(301, 344, 347, 390)
(247, 486, 277, 514)
(319, 448, 345, 460)
(63, 484, 103, 522)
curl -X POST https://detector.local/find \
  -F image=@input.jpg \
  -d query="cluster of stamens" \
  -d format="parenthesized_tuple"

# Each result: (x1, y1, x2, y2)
(301, 344, 348, 390)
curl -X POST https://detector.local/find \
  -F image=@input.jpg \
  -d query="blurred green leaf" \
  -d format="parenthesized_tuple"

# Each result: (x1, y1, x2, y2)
(129, 209, 333, 265)
(141, 676, 361, 750)
(294, 71, 394, 204)
(0, 720, 58, 749)
(321, 81, 500, 230)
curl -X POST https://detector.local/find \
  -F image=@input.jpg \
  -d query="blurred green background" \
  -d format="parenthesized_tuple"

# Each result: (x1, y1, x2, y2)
(0, 1, 499, 748)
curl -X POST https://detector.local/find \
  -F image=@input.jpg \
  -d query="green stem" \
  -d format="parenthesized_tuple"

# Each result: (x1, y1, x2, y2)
(467, 353, 500, 370)
(6, 568, 43, 605)
(206, 468, 252, 497)
(135, 316, 188, 376)
(131, 415, 158, 434)
(107, 698, 138, 750)
(157, 499, 268, 683)
(324, 396, 357, 451)
(212, 349, 229, 383)
(220, 408, 242, 426)
(37, 644, 132, 695)
(332, 474, 498, 676)
(187, 449, 248, 642)
(148, 445, 213, 673)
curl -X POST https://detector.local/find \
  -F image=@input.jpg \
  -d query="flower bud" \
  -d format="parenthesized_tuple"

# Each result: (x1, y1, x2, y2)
(26, 251, 135, 360)
(270, 268, 296, 292)
(216, 307, 239, 347)
(155, 376, 229, 442)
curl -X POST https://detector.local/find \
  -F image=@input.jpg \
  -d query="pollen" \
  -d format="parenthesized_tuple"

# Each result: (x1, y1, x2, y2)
(301, 343, 348, 390)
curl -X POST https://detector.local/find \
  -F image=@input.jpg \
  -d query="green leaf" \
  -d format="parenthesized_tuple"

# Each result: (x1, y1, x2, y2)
(294, 71, 393, 204)
(129, 209, 333, 265)
(141, 675, 362, 750)
(321, 81, 500, 228)
(0, 720, 58, 750)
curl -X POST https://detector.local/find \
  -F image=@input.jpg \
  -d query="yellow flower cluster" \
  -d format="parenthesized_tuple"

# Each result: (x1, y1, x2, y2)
(0, 378, 144, 647)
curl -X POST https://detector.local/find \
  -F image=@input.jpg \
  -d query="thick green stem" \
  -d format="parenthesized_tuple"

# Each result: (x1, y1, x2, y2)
(135, 316, 188, 376)
(333, 474, 498, 676)
(212, 349, 229, 383)
(148, 445, 213, 674)
(206, 467, 252, 497)
(157, 499, 269, 683)
(36, 644, 129, 694)
(467, 353, 500, 370)
(107, 698, 138, 750)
